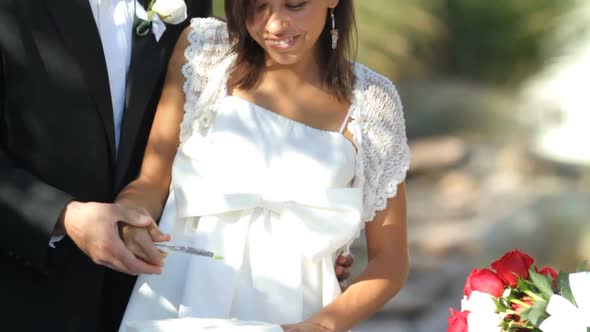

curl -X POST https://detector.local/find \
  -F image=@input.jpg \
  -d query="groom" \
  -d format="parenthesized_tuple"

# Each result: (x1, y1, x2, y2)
(0, 0, 211, 331)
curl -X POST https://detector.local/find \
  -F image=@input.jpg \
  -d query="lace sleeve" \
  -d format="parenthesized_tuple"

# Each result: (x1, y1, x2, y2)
(351, 64, 411, 222)
(180, 17, 231, 143)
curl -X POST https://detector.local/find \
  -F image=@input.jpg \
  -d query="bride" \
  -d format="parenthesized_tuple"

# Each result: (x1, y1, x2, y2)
(116, 0, 410, 331)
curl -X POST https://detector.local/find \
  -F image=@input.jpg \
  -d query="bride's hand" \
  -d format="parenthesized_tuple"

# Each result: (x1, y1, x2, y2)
(118, 207, 170, 266)
(281, 322, 332, 332)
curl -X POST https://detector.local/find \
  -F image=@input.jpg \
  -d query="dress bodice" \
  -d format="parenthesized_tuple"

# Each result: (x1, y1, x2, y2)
(174, 95, 356, 195)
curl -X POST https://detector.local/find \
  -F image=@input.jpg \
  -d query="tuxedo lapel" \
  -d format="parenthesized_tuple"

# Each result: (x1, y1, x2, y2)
(46, 0, 116, 164)
(115, 7, 168, 189)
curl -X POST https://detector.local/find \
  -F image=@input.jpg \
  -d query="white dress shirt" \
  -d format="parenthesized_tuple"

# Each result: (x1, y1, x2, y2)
(89, 0, 135, 151)
(50, 0, 134, 248)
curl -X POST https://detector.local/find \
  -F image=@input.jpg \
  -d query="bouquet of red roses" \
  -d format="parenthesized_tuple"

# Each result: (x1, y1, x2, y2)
(447, 249, 590, 332)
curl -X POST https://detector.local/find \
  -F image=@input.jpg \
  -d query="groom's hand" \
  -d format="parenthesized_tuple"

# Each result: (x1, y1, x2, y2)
(119, 210, 169, 266)
(60, 201, 163, 275)
(335, 253, 354, 284)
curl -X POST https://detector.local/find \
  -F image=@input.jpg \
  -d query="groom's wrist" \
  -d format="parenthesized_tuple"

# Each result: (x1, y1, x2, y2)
(52, 200, 77, 236)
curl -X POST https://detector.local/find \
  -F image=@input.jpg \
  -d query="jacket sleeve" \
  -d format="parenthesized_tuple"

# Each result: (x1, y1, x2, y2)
(0, 42, 73, 272)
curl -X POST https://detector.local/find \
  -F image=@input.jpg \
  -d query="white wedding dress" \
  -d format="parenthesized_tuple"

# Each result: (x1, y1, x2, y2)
(119, 17, 411, 332)
(119, 96, 363, 332)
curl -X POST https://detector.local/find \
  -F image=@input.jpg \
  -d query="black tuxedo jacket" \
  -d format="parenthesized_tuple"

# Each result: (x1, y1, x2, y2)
(0, 0, 211, 331)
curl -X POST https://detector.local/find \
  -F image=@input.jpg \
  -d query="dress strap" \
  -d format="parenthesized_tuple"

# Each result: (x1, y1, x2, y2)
(338, 107, 354, 134)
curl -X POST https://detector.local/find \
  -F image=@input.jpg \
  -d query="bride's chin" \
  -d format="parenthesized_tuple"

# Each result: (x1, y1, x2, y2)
(265, 54, 302, 67)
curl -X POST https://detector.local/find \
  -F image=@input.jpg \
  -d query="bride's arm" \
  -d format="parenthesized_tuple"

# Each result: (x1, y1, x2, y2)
(116, 28, 189, 218)
(114, 28, 192, 262)
(303, 183, 409, 332)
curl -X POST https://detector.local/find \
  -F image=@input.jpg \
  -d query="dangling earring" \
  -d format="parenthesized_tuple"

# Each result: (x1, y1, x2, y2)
(330, 8, 339, 50)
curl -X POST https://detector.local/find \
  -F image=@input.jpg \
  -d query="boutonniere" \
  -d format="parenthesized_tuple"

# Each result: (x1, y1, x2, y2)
(135, 0, 188, 41)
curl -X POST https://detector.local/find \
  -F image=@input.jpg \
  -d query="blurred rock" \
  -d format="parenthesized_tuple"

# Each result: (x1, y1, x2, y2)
(481, 192, 590, 269)
(414, 278, 465, 332)
(410, 220, 482, 256)
(400, 80, 528, 140)
(494, 144, 536, 175)
(577, 229, 590, 260)
(435, 171, 479, 210)
(578, 170, 590, 191)
(409, 136, 469, 175)
(381, 256, 470, 314)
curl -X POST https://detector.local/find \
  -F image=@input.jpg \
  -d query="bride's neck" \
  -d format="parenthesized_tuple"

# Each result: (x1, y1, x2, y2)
(261, 56, 323, 90)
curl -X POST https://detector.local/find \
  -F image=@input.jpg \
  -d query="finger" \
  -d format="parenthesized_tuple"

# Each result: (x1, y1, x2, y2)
(119, 225, 149, 260)
(127, 240, 165, 266)
(338, 253, 354, 267)
(335, 265, 350, 281)
(126, 242, 151, 262)
(115, 241, 162, 275)
(116, 205, 153, 228)
(137, 235, 167, 266)
(135, 207, 151, 217)
(337, 270, 350, 282)
(147, 223, 171, 242)
(120, 224, 166, 265)
(122, 250, 162, 275)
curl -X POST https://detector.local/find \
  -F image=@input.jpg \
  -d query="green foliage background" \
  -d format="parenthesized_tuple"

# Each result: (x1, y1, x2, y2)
(212, 0, 583, 88)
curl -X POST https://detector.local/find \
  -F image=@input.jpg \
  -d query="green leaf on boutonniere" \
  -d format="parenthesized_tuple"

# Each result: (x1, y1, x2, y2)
(136, 20, 151, 36)
(557, 271, 577, 305)
(520, 300, 548, 327)
(576, 260, 588, 272)
(529, 268, 554, 301)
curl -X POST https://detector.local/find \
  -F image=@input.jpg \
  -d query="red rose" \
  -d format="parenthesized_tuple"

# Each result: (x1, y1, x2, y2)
(447, 308, 469, 332)
(491, 249, 534, 287)
(463, 268, 506, 298)
(536, 266, 558, 286)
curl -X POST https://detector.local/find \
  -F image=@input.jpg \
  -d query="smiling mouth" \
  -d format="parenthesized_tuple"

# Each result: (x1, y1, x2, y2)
(265, 35, 300, 49)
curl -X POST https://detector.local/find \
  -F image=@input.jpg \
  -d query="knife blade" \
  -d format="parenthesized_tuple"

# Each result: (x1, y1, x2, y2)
(154, 243, 223, 260)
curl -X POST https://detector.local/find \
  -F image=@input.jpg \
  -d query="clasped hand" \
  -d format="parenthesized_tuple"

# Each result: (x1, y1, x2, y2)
(62, 201, 167, 275)
(119, 218, 355, 284)
(94, 205, 354, 282)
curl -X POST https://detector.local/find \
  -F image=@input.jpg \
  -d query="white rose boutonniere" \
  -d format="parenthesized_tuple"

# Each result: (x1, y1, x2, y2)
(135, 0, 188, 41)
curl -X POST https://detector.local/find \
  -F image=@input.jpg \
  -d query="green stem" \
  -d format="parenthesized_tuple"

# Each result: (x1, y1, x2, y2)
(510, 298, 532, 309)
(504, 309, 520, 315)
(524, 290, 545, 303)
(510, 322, 535, 329)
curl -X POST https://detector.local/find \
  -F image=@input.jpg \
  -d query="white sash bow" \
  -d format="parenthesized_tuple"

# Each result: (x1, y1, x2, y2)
(171, 174, 363, 321)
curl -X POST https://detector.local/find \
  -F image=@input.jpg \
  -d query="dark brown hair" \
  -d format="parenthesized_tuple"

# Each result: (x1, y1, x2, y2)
(225, 0, 357, 101)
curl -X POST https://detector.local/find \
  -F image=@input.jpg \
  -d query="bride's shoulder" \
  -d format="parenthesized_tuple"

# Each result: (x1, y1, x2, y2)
(184, 17, 230, 50)
(187, 17, 229, 35)
(174, 18, 230, 56)
(352, 62, 403, 117)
